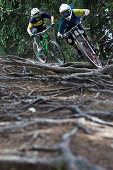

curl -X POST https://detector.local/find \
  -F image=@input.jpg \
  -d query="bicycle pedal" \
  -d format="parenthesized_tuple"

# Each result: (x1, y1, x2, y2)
(51, 53, 54, 57)
(37, 47, 42, 52)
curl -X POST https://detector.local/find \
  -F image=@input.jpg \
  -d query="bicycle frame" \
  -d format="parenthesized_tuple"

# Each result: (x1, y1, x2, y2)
(40, 33, 49, 54)
(33, 25, 66, 64)
(34, 26, 53, 55)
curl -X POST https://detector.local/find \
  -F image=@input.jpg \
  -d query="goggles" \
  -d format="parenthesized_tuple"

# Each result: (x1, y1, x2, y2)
(33, 13, 41, 19)
(61, 10, 70, 18)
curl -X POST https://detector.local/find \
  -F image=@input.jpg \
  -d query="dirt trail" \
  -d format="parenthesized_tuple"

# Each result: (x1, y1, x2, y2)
(0, 55, 113, 170)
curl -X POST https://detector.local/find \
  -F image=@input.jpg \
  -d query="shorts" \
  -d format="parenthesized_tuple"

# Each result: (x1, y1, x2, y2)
(65, 24, 87, 46)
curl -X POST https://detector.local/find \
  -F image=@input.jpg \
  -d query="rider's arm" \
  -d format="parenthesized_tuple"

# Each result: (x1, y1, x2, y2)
(85, 9, 90, 16)
(57, 20, 65, 37)
(41, 12, 51, 19)
(57, 17, 66, 35)
(27, 23, 33, 36)
(73, 9, 90, 17)
(51, 16, 54, 24)
(41, 12, 54, 25)
(57, 32, 62, 36)
(27, 17, 34, 36)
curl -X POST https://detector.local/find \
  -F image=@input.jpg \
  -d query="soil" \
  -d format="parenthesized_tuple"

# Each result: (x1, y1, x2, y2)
(0, 55, 113, 170)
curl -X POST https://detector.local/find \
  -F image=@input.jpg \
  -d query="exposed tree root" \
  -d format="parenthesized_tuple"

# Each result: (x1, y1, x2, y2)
(0, 55, 112, 170)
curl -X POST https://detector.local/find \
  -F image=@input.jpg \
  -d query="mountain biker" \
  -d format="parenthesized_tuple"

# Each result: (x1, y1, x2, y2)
(27, 8, 54, 51)
(57, 4, 97, 57)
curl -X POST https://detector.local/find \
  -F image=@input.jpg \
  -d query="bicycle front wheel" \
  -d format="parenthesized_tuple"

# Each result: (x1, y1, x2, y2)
(49, 41, 66, 64)
(78, 41, 102, 68)
(33, 42, 47, 64)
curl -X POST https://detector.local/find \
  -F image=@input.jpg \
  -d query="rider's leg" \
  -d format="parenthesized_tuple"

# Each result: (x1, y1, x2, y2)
(73, 43, 83, 57)
(66, 34, 83, 57)
(85, 36, 93, 46)
(32, 28, 43, 52)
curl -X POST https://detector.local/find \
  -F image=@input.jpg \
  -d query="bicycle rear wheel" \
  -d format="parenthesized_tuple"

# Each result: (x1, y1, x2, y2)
(33, 42, 47, 64)
(79, 41, 102, 68)
(49, 41, 65, 64)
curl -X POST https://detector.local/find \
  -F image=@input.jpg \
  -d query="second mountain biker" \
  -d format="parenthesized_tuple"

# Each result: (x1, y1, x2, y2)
(27, 8, 54, 52)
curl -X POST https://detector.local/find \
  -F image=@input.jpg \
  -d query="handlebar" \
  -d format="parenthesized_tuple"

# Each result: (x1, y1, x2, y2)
(34, 25, 54, 37)
(59, 15, 87, 39)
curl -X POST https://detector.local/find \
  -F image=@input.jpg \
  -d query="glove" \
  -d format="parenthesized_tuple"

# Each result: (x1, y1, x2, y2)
(30, 33, 35, 37)
(51, 22, 55, 27)
(57, 34, 63, 39)
(82, 15, 87, 21)
(63, 33, 67, 38)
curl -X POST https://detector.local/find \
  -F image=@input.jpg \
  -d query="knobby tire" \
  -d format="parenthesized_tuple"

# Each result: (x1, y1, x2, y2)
(33, 42, 47, 64)
(76, 39, 102, 68)
(49, 41, 66, 64)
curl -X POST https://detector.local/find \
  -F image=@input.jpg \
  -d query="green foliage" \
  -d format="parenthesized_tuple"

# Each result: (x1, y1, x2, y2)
(0, 0, 30, 55)
(106, 2, 113, 28)
(0, 0, 112, 59)
(57, 161, 65, 170)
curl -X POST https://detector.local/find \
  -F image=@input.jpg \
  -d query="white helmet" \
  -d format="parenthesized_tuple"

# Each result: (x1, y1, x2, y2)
(31, 8, 40, 17)
(59, 4, 72, 21)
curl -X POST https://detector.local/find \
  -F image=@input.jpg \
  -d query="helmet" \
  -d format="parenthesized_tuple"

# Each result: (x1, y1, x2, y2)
(59, 4, 72, 21)
(31, 8, 40, 17)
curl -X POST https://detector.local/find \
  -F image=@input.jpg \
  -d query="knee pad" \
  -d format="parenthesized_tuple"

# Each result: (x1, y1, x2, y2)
(32, 28, 37, 34)
(67, 37, 74, 45)
(67, 38, 72, 44)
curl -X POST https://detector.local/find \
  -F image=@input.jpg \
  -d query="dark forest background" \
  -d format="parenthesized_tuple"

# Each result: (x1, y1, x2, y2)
(0, 0, 113, 61)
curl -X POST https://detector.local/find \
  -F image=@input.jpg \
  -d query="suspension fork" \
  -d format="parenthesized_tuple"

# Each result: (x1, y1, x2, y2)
(34, 37, 38, 46)
(72, 29, 89, 53)
(77, 30, 96, 54)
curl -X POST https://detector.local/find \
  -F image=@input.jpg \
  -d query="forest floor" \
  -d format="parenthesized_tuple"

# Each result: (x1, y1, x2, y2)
(0, 55, 113, 170)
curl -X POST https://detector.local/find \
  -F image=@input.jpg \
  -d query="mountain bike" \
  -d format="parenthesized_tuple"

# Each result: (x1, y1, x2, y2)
(62, 15, 102, 68)
(33, 26, 65, 64)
